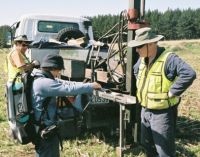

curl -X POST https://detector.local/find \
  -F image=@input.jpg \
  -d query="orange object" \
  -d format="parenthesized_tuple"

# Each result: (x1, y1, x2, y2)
(67, 96, 76, 103)
(127, 8, 138, 20)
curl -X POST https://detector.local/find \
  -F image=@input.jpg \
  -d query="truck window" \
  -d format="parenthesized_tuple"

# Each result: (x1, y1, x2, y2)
(38, 21, 79, 33)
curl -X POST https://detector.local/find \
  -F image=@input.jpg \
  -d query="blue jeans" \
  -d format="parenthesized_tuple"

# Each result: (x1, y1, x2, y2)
(141, 106, 177, 157)
(35, 135, 59, 157)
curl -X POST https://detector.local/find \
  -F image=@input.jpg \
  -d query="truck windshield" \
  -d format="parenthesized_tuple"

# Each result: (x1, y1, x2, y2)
(38, 21, 79, 33)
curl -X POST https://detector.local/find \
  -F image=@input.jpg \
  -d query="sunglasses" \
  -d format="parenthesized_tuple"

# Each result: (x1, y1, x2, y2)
(22, 44, 29, 47)
(136, 44, 145, 49)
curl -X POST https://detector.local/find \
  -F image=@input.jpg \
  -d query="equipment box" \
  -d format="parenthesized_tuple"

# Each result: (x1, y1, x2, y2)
(63, 59, 85, 79)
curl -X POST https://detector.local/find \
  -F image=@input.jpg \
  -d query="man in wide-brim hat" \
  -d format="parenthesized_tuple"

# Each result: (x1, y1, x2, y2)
(6, 35, 38, 82)
(128, 27, 196, 157)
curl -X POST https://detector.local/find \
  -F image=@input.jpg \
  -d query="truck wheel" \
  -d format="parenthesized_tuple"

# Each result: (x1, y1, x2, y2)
(56, 28, 85, 42)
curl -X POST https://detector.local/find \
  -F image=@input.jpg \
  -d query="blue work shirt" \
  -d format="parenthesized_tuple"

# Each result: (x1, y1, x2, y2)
(31, 69, 93, 126)
(133, 47, 196, 96)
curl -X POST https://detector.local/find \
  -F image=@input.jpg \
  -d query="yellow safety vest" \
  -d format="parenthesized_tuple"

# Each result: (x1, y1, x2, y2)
(136, 52, 179, 109)
(7, 50, 30, 82)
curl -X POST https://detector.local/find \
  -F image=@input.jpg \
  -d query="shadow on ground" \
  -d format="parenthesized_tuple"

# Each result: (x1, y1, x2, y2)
(175, 116, 200, 157)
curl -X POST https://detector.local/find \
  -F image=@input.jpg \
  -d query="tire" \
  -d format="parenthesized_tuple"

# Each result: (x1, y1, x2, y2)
(56, 28, 85, 42)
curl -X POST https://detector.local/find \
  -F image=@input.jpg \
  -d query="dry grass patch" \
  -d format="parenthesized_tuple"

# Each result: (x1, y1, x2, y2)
(0, 40, 200, 156)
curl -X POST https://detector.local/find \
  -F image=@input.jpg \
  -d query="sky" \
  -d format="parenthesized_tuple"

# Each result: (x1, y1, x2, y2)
(0, 0, 199, 26)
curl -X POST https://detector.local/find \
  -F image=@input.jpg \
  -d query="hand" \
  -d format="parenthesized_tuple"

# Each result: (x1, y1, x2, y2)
(91, 82, 102, 90)
(32, 60, 40, 68)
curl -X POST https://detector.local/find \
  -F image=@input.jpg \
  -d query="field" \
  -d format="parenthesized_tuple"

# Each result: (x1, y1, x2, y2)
(0, 40, 200, 157)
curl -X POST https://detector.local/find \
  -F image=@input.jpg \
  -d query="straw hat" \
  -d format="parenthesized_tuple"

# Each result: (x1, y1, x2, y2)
(128, 27, 164, 47)
(14, 35, 33, 44)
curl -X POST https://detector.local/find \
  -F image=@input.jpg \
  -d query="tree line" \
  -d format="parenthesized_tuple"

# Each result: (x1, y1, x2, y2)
(90, 8, 200, 41)
(0, 8, 200, 48)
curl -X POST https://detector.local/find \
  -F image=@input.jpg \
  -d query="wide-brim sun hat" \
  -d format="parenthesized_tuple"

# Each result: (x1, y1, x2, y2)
(128, 27, 164, 47)
(14, 35, 33, 44)
(41, 54, 65, 70)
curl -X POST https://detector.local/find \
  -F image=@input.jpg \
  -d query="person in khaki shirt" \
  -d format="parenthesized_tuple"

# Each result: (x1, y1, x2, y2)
(7, 35, 38, 82)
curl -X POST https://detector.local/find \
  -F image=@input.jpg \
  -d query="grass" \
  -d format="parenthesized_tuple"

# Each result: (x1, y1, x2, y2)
(0, 41, 200, 157)
(159, 40, 200, 157)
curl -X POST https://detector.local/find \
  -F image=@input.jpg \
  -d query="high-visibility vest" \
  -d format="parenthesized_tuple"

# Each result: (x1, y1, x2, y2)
(7, 50, 30, 82)
(136, 52, 179, 109)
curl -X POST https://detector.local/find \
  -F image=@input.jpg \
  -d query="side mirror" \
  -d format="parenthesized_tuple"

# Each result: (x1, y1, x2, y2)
(83, 21, 92, 29)
(5, 32, 12, 48)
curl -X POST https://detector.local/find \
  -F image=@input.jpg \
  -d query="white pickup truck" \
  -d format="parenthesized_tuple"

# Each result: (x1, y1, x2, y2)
(13, 14, 95, 79)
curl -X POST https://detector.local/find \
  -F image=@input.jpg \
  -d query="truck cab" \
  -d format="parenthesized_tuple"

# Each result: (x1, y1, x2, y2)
(14, 14, 94, 42)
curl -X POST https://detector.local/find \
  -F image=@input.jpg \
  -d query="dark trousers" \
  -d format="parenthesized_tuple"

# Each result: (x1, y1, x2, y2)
(141, 106, 178, 157)
(35, 135, 60, 157)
